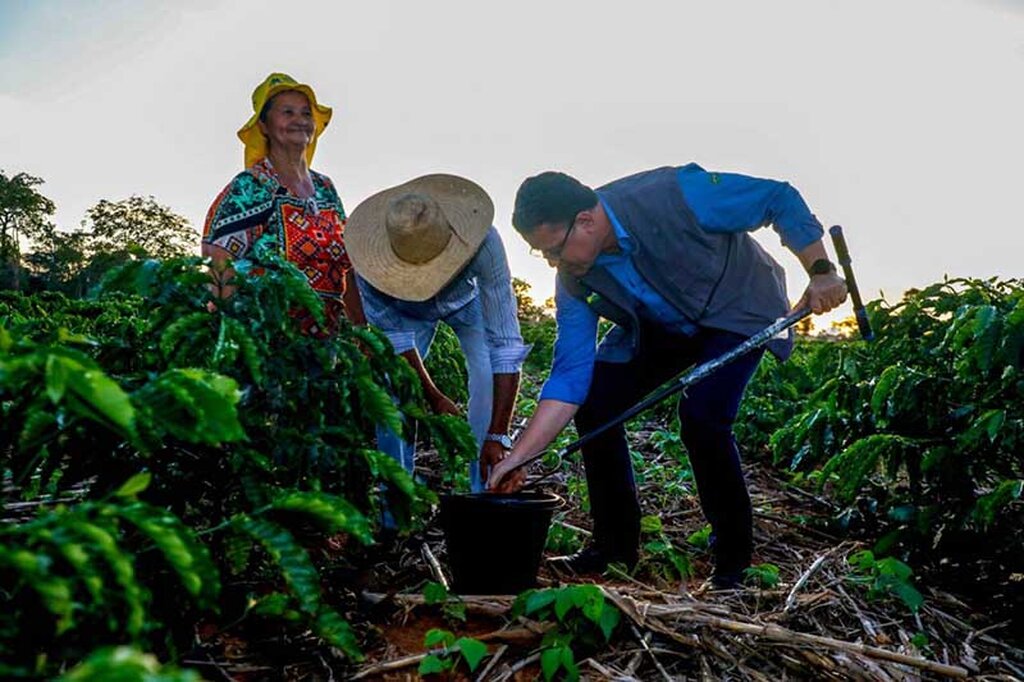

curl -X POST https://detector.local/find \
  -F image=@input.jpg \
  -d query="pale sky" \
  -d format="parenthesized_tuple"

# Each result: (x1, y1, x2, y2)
(2, 0, 1022, 318)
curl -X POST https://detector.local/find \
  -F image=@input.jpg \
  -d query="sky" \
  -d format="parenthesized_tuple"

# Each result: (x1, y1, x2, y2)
(1, 0, 1022, 324)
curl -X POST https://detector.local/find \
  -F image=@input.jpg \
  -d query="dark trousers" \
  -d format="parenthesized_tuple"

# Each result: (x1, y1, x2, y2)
(574, 323, 764, 574)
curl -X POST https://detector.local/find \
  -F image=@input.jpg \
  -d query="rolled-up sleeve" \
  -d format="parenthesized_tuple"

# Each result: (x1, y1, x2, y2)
(677, 164, 824, 252)
(539, 279, 599, 405)
(471, 228, 531, 373)
(355, 275, 419, 354)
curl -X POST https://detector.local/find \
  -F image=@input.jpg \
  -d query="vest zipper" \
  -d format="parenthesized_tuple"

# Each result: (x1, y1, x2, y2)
(697, 235, 733, 321)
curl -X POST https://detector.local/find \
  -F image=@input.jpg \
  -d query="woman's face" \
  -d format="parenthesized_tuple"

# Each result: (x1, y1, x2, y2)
(258, 90, 314, 152)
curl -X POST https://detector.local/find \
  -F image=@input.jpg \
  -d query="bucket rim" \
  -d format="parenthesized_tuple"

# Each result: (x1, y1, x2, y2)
(439, 491, 565, 511)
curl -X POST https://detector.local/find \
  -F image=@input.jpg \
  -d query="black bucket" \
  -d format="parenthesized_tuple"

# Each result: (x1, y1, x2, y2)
(439, 492, 564, 595)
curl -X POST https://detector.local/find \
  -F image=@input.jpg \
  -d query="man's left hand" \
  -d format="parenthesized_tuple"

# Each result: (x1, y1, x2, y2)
(794, 271, 848, 315)
(479, 440, 510, 488)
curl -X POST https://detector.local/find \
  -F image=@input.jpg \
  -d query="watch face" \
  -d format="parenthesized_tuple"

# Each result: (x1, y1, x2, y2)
(488, 434, 512, 448)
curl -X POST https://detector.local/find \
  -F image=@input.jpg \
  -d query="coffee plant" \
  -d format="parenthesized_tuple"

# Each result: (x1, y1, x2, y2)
(765, 278, 1024, 562)
(512, 585, 622, 682)
(1, 241, 477, 676)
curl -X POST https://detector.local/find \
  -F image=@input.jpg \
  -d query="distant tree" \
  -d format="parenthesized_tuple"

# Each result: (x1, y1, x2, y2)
(22, 223, 89, 295)
(512, 277, 549, 323)
(82, 196, 199, 262)
(0, 171, 56, 290)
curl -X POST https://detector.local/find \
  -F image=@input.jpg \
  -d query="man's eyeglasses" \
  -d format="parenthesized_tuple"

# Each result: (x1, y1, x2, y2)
(530, 214, 578, 260)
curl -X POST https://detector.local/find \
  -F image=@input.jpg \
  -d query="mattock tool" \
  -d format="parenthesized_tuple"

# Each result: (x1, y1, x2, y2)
(509, 225, 873, 491)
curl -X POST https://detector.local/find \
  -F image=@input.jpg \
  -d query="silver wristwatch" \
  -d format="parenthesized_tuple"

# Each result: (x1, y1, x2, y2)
(484, 433, 513, 449)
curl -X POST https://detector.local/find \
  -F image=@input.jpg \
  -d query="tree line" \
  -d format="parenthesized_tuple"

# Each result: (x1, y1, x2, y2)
(0, 170, 198, 296)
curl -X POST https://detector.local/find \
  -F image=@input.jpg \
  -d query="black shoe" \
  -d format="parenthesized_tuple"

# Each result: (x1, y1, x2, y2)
(548, 545, 637, 575)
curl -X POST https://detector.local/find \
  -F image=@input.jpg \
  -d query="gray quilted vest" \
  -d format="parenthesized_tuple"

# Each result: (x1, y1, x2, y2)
(562, 165, 794, 360)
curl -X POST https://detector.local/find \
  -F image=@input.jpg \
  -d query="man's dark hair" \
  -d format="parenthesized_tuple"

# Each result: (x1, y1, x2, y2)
(512, 171, 598, 234)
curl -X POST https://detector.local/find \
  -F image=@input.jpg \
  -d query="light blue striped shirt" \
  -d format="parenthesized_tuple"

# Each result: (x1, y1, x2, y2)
(357, 226, 530, 373)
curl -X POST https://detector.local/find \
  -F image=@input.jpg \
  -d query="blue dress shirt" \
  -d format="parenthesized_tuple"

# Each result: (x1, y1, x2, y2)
(540, 164, 823, 405)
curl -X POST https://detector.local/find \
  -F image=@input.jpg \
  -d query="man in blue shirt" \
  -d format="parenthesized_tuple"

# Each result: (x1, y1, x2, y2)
(487, 165, 847, 588)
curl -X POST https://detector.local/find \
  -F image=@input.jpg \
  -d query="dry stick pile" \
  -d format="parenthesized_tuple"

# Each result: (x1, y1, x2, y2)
(354, 428, 1023, 680)
(359, 551, 1023, 680)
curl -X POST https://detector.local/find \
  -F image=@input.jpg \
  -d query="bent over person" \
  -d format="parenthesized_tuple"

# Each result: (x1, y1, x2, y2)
(202, 72, 363, 331)
(345, 175, 529, 498)
(487, 165, 847, 588)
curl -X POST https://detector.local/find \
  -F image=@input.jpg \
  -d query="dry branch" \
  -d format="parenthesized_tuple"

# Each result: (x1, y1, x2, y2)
(784, 551, 831, 613)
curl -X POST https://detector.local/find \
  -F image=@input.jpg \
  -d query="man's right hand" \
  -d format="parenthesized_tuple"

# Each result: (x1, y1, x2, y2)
(427, 390, 461, 416)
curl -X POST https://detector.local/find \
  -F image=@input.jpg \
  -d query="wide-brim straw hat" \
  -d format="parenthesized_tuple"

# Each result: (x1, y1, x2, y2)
(237, 72, 332, 169)
(346, 174, 494, 302)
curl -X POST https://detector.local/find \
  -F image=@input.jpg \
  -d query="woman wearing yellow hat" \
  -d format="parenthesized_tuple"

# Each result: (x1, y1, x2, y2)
(202, 73, 363, 334)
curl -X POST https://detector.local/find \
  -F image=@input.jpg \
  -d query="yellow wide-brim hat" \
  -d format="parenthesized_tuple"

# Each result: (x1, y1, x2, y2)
(237, 72, 333, 169)
(346, 175, 494, 302)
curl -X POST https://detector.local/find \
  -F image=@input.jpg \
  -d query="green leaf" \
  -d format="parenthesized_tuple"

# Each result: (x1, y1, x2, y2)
(235, 517, 321, 616)
(271, 490, 372, 545)
(561, 645, 580, 681)
(134, 369, 244, 444)
(598, 604, 621, 641)
(870, 364, 904, 421)
(355, 371, 403, 435)
(423, 581, 448, 605)
(314, 609, 363, 661)
(640, 514, 663, 534)
(44, 353, 69, 402)
(114, 472, 152, 499)
(58, 645, 203, 681)
(424, 627, 455, 648)
(972, 479, 1024, 529)
(875, 557, 912, 581)
(744, 563, 781, 588)
(44, 354, 137, 440)
(540, 647, 563, 681)
(66, 519, 148, 636)
(0, 547, 75, 634)
(418, 655, 450, 675)
(456, 637, 488, 671)
(687, 524, 712, 549)
(889, 580, 925, 612)
(248, 592, 291, 616)
(555, 589, 574, 621)
(116, 502, 220, 606)
(524, 589, 558, 615)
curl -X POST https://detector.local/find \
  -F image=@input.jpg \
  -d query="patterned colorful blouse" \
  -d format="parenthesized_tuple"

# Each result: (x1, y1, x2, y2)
(203, 158, 351, 336)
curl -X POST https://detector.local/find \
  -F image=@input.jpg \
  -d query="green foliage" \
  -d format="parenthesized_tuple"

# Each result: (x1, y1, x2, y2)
(423, 323, 469, 404)
(83, 196, 199, 262)
(417, 628, 488, 676)
(747, 278, 1024, 562)
(234, 516, 362, 660)
(545, 518, 584, 555)
(972, 479, 1023, 530)
(513, 585, 621, 681)
(687, 524, 712, 550)
(0, 493, 222, 675)
(1, 246, 475, 673)
(0, 170, 56, 290)
(743, 563, 781, 588)
(640, 514, 694, 582)
(847, 550, 924, 613)
(57, 646, 203, 682)
(422, 580, 467, 623)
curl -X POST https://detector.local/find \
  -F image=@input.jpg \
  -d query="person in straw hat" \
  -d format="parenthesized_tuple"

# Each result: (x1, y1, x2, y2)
(202, 72, 364, 335)
(346, 175, 530, 499)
